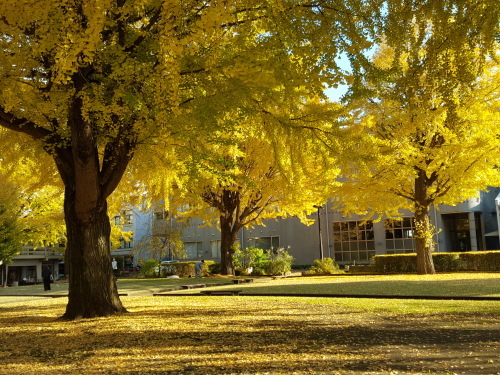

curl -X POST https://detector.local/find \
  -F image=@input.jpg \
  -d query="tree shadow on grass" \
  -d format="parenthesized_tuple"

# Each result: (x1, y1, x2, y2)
(1, 301, 499, 374)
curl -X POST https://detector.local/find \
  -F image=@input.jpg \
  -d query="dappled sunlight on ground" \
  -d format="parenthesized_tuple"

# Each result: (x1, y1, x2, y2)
(0, 294, 499, 374)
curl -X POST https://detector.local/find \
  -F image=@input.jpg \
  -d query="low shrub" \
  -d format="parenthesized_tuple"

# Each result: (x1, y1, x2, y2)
(433, 253, 464, 272)
(233, 247, 269, 275)
(263, 247, 294, 276)
(349, 265, 377, 274)
(139, 260, 161, 278)
(455, 251, 500, 271)
(374, 250, 500, 273)
(374, 253, 417, 273)
(208, 262, 222, 275)
(306, 258, 340, 275)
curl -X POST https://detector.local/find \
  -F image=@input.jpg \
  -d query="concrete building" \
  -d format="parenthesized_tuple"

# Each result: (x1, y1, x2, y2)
(176, 188, 500, 266)
(7, 188, 499, 283)
(6, 207, 152, 285)
(4, 244, 64, 286)
(110, 207, 152, 273)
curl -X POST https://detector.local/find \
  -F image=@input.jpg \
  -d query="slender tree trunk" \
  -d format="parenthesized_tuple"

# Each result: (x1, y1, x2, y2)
(62, 187, 126, 320)
(414, 170, 436, 275)
(1, 264, 5, 287)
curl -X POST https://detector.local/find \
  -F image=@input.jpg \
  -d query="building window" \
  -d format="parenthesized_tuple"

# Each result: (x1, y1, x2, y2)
(210, 240, 221, 258)
(441, 212, 472, 251)
(385, 217, 416, 254)
(333, 221, 375, 262)
(121, 237, 133, 249)
(123, 212, 132, 225)
(154, 210, 168, 221)
(114, 212, 132, 225)
(184, 241, 203, 258)
(26, 266, 37, 281)
(247, 236, 279, 250)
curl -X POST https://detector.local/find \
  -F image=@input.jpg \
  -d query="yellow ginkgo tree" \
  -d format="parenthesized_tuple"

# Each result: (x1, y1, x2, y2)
(0, 0, 360, 318)
(174, 116, 336, 275)
(333, 1, 500, 274)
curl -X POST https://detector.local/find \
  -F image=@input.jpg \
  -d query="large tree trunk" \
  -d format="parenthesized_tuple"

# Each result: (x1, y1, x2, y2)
(414, 170, 436, 275)
(219, 214, 239, 275)
(62, 188, 126, 320)
(57, 84, 132, 319)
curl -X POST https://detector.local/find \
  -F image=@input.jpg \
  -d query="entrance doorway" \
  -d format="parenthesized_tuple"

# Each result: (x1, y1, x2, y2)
(441, 212, 483, 252)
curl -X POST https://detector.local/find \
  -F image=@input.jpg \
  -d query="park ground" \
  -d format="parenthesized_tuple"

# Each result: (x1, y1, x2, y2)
(0, 273, 499, 375)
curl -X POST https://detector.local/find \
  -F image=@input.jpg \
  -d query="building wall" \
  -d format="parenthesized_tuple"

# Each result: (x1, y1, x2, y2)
(176, 189, 500, 266)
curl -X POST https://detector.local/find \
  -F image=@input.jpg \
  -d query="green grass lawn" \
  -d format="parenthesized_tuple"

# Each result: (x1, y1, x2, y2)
(229, 273, 500, 297)
(0, 273, 499, 374)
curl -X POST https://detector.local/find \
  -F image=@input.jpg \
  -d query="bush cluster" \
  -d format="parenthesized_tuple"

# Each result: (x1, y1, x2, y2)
(305, 258, 340, 275)
(138, 260, 215, 278)
(374, 250, 500, 273)
(233, 247, 294, 276)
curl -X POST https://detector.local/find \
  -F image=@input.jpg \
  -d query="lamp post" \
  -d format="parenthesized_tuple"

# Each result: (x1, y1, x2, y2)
(313, 205, 324, 260)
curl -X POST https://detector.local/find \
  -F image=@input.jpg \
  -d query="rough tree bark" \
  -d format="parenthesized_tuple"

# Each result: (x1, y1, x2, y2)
(219, 212, 241, 276)
(55, 73, 134, 319)
(63, 187, 125, 319)
(1, 70, 135, 318)
(414, 168, 437, 275)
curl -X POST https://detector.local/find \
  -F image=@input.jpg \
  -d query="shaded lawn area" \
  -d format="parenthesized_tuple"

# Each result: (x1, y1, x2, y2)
(0, 275, 240, 296)
(0, 295, 498, 374)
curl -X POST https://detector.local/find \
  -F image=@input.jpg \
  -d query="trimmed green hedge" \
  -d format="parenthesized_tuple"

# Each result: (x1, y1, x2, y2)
(374, 251, 500, 273)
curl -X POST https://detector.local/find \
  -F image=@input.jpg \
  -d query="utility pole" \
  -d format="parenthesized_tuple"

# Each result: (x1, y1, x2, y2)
(313, 205, 324, 260)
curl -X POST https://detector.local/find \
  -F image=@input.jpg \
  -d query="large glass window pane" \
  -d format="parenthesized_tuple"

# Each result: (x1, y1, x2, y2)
(404, 239, 415, 249)
(184, 242, 198, 258)
(271, 236, 280, 249)
(333, 220, 374, 262)
(196, 242, 203, 258)
(210, 240, 221, 258)
(359, 251, 369, 261)
(255, 237, 271, 249)
(403, 229, 414, 238)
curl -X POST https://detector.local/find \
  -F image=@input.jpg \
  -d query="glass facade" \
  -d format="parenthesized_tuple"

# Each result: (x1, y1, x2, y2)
(333, 221, 375, 262)
(247, 236, 280, 250)
(385, 217, 416, 254)
(184, 241, 203, 258)
(210, 240, 221, 258)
